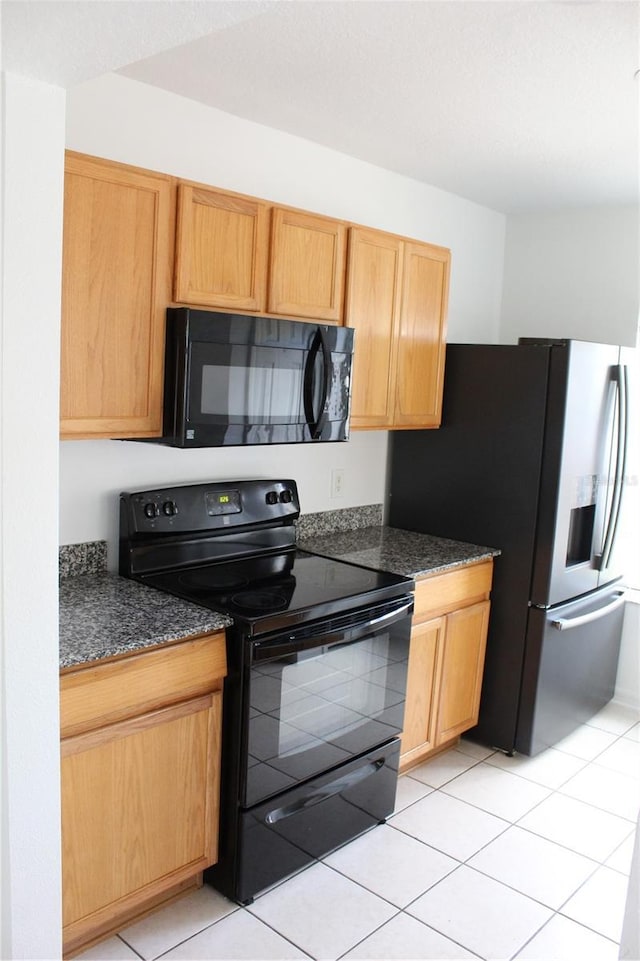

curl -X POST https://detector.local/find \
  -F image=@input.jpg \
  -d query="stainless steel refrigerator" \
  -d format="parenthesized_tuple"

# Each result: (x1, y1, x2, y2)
(388, 338, 630, 755)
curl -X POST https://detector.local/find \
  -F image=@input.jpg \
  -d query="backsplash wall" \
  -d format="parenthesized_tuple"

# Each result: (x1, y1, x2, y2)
(59, 431, 389, 572)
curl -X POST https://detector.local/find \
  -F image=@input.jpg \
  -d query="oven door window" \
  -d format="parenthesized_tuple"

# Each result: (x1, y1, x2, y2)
(189, 343, 322, 426)
(243, 616, 410, 808)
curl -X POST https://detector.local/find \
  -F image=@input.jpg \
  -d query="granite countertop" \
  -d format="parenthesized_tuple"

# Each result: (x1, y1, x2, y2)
(59, 573, 231, 671)
(297, 525, 499, 579)
(59, 514, 498, 671)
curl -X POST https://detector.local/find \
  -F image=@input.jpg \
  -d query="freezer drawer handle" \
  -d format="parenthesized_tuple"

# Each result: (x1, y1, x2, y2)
(550, 591, 625, 631)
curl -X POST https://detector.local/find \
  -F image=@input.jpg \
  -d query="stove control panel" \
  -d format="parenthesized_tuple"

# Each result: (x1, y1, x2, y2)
(120, 479, 300, 536)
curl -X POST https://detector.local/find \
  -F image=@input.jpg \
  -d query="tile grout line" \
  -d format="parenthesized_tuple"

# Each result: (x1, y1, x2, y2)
(108, 715, 638, 961)
(361, 739, 636, 957)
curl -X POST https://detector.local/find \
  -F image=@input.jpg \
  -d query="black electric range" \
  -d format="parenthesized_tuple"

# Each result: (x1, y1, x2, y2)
(119, 479, 414, 904)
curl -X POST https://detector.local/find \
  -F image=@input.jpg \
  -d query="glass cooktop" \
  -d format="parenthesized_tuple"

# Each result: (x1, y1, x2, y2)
(140, 549, 413, 634)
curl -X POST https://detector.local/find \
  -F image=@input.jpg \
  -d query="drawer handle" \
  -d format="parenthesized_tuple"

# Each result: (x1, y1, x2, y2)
(263, 758, 385, 825)
(550, 592, 625, 631)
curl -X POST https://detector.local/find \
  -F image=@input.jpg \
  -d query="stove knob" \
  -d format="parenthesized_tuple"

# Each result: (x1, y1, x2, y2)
(279, 489, 293, 504)
(266, 491, 279, 505)
(162, 500, 178, 516)
(143, 502, 158, 519)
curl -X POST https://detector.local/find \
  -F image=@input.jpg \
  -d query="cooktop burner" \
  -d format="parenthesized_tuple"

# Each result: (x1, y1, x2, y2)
(179, 570, 249, 592)
(230, 589, 292, 613)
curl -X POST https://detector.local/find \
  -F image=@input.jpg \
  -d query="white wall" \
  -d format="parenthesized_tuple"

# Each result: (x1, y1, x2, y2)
(59, 431, 390, 562)
(1, 73, 65, 960)
(616, 601, 640, 711)
(61, 73, 506, 568)
(500, 206, 639, 347)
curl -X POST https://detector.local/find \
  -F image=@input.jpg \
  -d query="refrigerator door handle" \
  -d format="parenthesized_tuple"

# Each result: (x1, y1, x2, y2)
(550, 590, 625, 631)
(596, 364, 629, 571)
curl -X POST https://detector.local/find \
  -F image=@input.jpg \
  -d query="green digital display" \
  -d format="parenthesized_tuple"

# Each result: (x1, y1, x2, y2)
(205, 489, 242, 516)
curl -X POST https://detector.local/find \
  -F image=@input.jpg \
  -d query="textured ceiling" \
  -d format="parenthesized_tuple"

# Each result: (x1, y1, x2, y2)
(1, 1, 268, 86)
(3, 1, 639, 213)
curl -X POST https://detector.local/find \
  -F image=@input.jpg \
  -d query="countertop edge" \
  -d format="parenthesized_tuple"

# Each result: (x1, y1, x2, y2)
(59, 621, 232, 673)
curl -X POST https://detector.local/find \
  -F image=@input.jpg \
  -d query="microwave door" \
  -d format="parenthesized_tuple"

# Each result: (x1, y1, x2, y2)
(243, 347, 301, 423)
(303, 328, 331, 439)
(190, 343, 305, 420)
(161, 307, 354, 447)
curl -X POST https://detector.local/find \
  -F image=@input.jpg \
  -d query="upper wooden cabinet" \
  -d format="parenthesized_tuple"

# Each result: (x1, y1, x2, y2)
(395, 241, 450, 428)
(345, 228, 403, 429)
(346, 229, 450, 430)
(174, 184, 269, 311)
(268, 208, 347, 322)
(173, 190, 347, 323)
(60, 152, 174, 439)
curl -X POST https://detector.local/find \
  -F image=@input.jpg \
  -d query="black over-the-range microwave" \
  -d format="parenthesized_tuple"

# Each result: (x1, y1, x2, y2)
(158, 307, 355, 448)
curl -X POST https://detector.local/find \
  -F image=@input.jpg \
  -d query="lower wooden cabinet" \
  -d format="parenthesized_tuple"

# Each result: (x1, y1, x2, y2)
(400, 561, 492, 771)
(399, 616, 444, 760)
(60, 632, 226, 957)
(436, 600, 490, 745)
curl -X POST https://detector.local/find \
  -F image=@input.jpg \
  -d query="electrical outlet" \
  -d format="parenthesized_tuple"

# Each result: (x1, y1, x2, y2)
(331, 468, 345, 498)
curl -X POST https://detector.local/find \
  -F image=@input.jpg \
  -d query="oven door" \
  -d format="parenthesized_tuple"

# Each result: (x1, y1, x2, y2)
(242, 595, 413, 808)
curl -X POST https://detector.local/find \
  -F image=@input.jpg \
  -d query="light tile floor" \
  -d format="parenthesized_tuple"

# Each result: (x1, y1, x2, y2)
(77, 701, 640, 961)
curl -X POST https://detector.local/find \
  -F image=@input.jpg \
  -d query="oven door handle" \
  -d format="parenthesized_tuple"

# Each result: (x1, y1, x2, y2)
(363, 600, 414, 631)
(251, 598, 414, 661)
(263, 757, 386, 825)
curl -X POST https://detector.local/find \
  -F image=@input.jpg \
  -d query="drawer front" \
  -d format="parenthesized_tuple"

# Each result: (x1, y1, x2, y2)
(414, 560, 493, 622)
(60, 632, 227, 737)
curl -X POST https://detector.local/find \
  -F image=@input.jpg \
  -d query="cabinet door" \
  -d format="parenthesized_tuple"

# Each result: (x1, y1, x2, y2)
(400, 617, 444, 768)
(436, 600, 490, 745)
(346, 228, 403, 429)
(60, 152, 174, 439)
(174, 184, 269, 311)
(61, 693, 221, 947)
(268, 208, 347, 322)
(394, 241, 450, 428)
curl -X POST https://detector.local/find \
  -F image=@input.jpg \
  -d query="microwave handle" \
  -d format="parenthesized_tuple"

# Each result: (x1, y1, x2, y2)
(303, 328, 332, 439)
